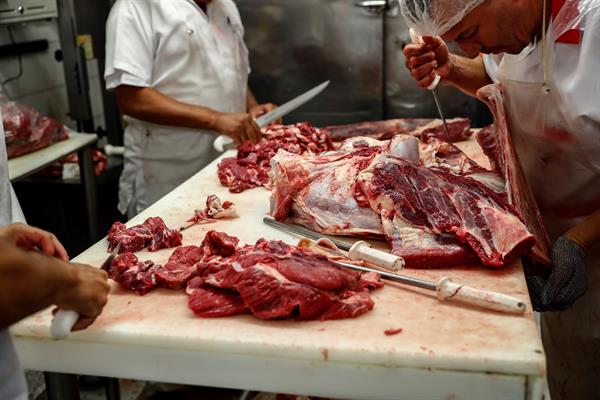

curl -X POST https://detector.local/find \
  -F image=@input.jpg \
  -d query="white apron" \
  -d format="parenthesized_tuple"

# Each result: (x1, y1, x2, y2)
(0, 111, 28, 400)
(494, 1, 600, 398)
(105, 0, 249, 216)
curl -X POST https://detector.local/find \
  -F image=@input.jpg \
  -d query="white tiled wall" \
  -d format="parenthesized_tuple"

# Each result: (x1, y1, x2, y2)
(0, 20, 106, 132)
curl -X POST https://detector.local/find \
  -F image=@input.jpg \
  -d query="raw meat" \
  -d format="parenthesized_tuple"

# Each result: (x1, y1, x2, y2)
(188, 195, 238, 224)
(324, 117, 471, 142)
(186, 277, 249, 317)
(107, 217, 183, 253)
(477, 85, 551, 265)
(109, 253, 161, 295)
(357, 155, 535, 267)
(218, 123, 335, 193)
(155, 245, 204, 289)
(1, 95, 69, 158)
(192, 235, 382, 320)
(270, 125, 536, 268)
(269, 143, 383, 236)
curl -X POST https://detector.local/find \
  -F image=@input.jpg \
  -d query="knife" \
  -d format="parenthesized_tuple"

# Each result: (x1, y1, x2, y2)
(263, 217, 404, 271)
(50, 242, 121, 339)
(335, 260, 526, 315)
(409, 29, 451, 143)
(214, 81, 331, 152)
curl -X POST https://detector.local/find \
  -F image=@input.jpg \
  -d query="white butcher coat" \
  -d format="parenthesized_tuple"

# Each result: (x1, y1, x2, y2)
(105, 0, 250, 217)
(0, 109, 27, 400)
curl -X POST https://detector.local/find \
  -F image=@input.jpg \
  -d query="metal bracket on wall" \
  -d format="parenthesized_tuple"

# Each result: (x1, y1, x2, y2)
(56, 0, 94, 133)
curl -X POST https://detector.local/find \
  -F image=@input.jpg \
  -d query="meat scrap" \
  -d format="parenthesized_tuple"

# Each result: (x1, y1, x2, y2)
(107, 217, 183, 253)
(109, 253, 161, 295)
(218, 123, 335, 193)
(188, 195, 238, 224)
(384, 328, 403, 335)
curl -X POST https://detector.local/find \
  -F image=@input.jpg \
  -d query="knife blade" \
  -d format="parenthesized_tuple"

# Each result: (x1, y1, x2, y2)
(50, 242, 121, 339)
(214, 81, 330, 152)
(254, 80, 330, 128)
(263, 216, 352, 251)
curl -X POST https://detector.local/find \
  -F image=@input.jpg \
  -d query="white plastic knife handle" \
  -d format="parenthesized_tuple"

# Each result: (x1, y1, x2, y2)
(409, 28, 441, 90)
(436, 277, 526, 314)
(348, 241, 405, 271)
(51, 310, 79, 338)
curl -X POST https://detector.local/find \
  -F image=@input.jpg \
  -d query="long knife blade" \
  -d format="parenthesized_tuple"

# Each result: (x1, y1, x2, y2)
(100, 242, 121, 271)
(255, 80, 330, 127)
(431, 89, 451, 143)
(263, 217, 351, 251)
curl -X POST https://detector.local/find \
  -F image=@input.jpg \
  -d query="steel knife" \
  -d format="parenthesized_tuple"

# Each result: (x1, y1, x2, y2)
(214, 80, 330, 152)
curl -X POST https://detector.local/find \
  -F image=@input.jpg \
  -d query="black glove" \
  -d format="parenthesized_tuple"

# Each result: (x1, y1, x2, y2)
(525, 235, 587, 312)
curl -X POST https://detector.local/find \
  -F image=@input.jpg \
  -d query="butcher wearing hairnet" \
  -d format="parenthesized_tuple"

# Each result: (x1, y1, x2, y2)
(401, 0, 600, 398)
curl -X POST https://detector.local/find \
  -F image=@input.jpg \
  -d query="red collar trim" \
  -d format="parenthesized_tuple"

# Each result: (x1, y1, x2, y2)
(552, 0, 581, 44)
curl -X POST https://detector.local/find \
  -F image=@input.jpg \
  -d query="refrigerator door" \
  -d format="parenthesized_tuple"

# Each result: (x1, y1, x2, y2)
(237, 0, 384, 126)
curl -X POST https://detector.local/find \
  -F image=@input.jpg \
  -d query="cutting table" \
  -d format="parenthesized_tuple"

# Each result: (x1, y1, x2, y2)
(11, 138, 546, 400)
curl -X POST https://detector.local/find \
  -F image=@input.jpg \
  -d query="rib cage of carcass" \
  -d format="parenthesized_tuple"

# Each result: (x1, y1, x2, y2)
(270, 84, 550, 269)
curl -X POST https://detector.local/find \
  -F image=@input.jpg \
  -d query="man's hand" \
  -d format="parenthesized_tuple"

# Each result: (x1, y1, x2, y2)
(526, 236, 587, 311)
(54, 261, 110, 331)
(248, 103, 278, 120)
(403, 36, 453, 89)
(0, 223, 68, 261)
(212, 112, 262, 144)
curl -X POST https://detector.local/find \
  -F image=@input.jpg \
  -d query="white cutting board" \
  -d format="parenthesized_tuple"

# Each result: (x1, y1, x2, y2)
(12, 137, 545, 377)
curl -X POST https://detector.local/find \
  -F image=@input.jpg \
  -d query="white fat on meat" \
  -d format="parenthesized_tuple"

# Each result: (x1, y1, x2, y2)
(389, 135, 420, 163)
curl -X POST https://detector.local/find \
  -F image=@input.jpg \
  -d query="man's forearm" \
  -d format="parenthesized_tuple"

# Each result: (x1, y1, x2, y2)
(566, 209, 600, 250)
(115, 86, 220, 131)
(0, 242, 76, 329)
(444, 54, 493, 97)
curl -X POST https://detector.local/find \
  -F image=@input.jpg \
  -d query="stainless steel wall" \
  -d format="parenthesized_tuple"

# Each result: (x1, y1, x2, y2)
(237, 0, 492, 127)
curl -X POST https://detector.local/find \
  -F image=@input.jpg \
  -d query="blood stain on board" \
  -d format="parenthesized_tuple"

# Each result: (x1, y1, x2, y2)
(384, 328, 403, 336)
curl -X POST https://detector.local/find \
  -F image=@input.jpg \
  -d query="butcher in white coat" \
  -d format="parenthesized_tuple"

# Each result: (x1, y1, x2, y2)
(105, 0, 276, 217)
(400, 0, 600, 398)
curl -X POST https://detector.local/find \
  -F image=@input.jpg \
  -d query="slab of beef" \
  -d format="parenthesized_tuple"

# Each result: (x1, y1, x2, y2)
(109, 253, 161, 295)
(269, 139, 384, 236)
(218, 123, 335, 193)
(107, 217, 183, 253)
(357, 155, 535, 267)
(188, 194, 238, 224)
(477, 84, 551, 265)
(192, 234, 382, 320)
(1, 95, 69, 159)
(323, 117, 471, 142)
(186, 276, 249, 317)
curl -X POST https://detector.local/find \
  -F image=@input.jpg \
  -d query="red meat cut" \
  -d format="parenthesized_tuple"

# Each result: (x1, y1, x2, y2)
(218, 123, 334, 193)
(109, 253, 161, 295)
(107, 217, 182, 253)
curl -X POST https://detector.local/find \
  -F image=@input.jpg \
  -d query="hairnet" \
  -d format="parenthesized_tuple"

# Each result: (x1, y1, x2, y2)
(400, 0, 485, 37)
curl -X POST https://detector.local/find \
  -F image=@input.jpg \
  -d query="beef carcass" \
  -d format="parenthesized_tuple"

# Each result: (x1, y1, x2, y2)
(477, 84, 551, 265)
(324, 118, 472, 142)
(218, 123, 335, 193)
(357, 155, 535, 267)
(107, 217, 183, 253)
(109, 253, 161, 295)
